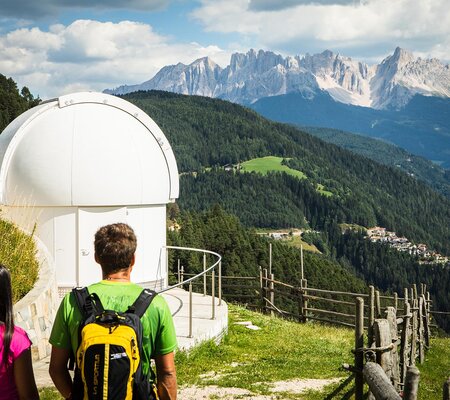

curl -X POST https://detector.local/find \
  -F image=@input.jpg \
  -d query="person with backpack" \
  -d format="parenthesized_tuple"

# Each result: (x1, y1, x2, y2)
(49, 223, 177, 400)
(0, 263, 40, 400)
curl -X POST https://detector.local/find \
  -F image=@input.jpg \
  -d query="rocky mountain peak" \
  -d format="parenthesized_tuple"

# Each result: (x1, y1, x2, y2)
(105, 47, 450, 110)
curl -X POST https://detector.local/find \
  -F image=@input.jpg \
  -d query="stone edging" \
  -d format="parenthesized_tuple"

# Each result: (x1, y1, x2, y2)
(13, 235, 59, 361)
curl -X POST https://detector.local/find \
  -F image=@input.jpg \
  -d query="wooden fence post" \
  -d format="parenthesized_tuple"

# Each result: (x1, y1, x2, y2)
(369, 285, 375, 347)
(270, 273, 275, 317)
(400, 302, 411, 384)
(264, 268, 268, 314)
(259, 266, 264, 311)
(417, 297, 425, 363)
(376, 290, 381, 318)
(394, 292, 398, 311)
(374, 319, 393, 381)
(403, 365, 420, 400)
(443, 377, 450, 400)
(410, 299, 418, 366)
(412, 284, 418, 302)
(355, 297, 365, 400)
(421, 295, 430, 349)
(363, 362, 401, 400)
(302, 279, 308, 322)
(387, 306, 400, 390)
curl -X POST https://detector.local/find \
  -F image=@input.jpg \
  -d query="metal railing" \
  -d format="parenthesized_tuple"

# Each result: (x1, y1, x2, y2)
(161, 246, 222, 338)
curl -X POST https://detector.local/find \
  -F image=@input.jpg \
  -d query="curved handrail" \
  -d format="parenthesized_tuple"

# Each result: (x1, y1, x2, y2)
(160, 245, 222, 293)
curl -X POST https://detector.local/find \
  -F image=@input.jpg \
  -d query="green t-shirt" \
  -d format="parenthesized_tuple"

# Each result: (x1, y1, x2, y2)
(49, 281, 177, 377)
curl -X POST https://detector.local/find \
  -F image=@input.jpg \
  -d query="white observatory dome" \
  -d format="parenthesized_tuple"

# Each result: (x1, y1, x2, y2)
(0, 92, 179, 207)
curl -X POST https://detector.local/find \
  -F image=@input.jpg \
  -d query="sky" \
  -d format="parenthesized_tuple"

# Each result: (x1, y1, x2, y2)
(0, 0, 449, 99)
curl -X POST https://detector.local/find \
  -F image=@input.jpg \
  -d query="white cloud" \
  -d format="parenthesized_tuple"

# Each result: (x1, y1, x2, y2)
(191, 0, 450, 63)
(0, 20, 232, 99)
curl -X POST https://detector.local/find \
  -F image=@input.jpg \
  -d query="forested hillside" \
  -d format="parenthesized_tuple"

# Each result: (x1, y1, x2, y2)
(124, 91, 450, 255)
(300, 126, 450, 199)
(123, 90, 449, 331)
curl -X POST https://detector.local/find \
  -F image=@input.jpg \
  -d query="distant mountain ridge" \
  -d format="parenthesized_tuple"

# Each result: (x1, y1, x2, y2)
(105, 47, 450, 110)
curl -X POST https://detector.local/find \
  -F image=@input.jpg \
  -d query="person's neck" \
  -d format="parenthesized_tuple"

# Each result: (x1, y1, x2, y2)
(103, 270, 131, 282)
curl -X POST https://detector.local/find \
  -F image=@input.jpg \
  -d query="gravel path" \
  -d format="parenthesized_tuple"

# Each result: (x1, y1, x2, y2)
(178, 377, 341, 399)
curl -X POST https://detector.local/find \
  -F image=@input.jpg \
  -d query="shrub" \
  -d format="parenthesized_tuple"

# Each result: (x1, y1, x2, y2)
(0, 218, 39, 303)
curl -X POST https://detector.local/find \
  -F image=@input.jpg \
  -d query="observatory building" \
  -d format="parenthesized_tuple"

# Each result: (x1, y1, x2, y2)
(0, 92, 179, 293)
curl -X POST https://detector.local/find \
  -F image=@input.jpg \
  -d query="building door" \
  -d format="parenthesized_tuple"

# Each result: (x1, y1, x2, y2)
(77, 207, 127, 286)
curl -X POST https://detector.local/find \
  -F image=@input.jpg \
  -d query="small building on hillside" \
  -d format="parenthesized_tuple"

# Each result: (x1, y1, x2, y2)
(0, 92, 179, 294)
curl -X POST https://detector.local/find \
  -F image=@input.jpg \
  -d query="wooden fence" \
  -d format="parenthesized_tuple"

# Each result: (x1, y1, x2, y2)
(174, 263, 449, 399)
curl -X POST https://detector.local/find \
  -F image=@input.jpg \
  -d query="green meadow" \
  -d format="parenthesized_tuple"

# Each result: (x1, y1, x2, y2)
(240, 156, 307, 179)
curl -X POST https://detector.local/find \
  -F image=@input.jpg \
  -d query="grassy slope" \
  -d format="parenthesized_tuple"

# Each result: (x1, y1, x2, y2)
(241, 156, 306, 179)
(241, 156, 332, 197)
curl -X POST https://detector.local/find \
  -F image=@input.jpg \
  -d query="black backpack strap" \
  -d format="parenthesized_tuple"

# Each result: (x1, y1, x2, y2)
(72, 287, 104, 318)
(69, 287, 104, 371)
(127, 288, 157, 318)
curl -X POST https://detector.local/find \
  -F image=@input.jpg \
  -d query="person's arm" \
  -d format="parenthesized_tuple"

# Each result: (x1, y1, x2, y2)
(13, 348, 39, 400)
(155, 351, 177, 400)
(49, 346, 73, 399)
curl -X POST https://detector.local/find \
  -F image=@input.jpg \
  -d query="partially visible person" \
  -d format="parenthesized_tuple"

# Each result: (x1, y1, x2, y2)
(0, 263, 40, 400)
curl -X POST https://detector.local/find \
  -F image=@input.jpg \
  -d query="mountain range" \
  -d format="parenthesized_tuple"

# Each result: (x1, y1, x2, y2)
(105, 47, 450, 110)
(105, 47, 450, 169)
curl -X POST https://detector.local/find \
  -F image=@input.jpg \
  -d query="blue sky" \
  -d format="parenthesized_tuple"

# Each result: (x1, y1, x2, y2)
(0, 0, 448, 99)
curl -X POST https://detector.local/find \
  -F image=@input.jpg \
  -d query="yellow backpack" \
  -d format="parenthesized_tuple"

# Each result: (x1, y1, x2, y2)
(71, 287, 157, 400)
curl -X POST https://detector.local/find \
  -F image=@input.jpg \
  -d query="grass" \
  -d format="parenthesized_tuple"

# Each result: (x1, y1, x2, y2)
(287, 234, 321, 253)
(417, 336, 450, 399)
(0, 217, 39, 302)
(176, 304, 355, 398)
(241, 156, 307, 179)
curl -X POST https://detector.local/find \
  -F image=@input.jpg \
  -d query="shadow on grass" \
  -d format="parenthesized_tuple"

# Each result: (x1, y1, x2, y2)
(323, 375, 355, 399)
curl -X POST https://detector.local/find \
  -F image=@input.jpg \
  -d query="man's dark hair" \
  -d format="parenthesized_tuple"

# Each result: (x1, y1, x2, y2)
(94, 223, 137, 274)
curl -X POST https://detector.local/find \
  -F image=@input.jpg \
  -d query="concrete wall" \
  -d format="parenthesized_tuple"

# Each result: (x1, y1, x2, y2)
(13, 236, 59, 361)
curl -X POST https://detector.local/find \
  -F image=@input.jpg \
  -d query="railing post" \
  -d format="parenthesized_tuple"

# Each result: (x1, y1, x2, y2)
(180, 265, 184, 284)
(270, 273, 275, 317)
(211, 269, 216, 320)
(203, 252, 207, 296)
(218, 260, 222, 306)
(394, 292, 398, 311)
(166, 247, 169, 288)
(188, 282, 193, 338)
(355, 297, 365, 400)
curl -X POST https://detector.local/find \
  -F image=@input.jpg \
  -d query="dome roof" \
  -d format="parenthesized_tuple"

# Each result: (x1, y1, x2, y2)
(0, 92, 179, 206)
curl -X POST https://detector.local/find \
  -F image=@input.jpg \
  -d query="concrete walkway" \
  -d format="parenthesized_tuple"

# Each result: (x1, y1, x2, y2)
(33, 287, 228, 388)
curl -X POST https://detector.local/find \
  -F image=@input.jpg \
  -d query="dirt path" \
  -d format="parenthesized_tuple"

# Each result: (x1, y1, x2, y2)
(178, 377, 341, 399)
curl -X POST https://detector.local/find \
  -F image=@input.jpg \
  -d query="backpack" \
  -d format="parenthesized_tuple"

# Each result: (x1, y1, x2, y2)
(71, 287, 158, 400)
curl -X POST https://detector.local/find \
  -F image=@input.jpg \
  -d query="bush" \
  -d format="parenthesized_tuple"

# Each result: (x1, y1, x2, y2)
(0, 218, 39, 303)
